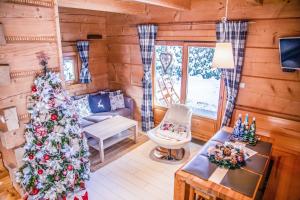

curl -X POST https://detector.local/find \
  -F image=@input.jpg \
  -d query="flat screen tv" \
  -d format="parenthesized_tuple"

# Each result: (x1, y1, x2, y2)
(279, 37, 300, 71)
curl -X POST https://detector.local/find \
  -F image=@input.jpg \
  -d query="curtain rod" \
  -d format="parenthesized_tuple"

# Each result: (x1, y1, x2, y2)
(128, 20, 255, 27)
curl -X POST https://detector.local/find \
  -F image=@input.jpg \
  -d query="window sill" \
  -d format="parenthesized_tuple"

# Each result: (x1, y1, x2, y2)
(153, 105, 217, 122)
(65, 82, 87, 90)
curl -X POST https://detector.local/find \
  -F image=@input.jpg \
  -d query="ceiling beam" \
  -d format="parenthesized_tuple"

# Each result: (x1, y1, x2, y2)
(58, 0, 147, 15)
(123, 0, 191, 10)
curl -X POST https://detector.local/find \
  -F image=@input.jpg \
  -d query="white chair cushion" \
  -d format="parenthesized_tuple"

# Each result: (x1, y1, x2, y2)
(156, 130, 188, 141)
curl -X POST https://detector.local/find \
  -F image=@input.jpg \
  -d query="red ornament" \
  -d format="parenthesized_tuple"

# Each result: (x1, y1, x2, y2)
(55, 176, 60, 181)
(36, 142, 42, 147)
(50, 114, 58, 121)
(31, 85, 37, 92)
(37, 169, 43, 175)
(44, 154, 50, 160)
(67, 165, 73, 171)
(74, 197, 79, 200)
(29, 154, 34, 160)
(80, 182, 85, 189)
(30, 188, 39, 195)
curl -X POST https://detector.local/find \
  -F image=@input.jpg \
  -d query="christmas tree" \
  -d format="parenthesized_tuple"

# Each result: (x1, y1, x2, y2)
(248, 117, 257, 146)
(231, 114, 242, 140)
(242, 114, 249, 142)
(16, 52, 90, 200)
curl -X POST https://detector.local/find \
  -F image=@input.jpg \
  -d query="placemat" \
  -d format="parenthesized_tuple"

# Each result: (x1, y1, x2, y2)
(220, 168, 260, 197)
(211, 130, 231, 143)
(182, 154, 218, 180)
(244, 154, 268, 175)
(246, 141, 272, 156)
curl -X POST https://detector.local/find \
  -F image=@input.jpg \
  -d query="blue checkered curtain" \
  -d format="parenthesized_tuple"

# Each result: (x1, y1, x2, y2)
(216, 21, 248, 127)
(76, 41, 92, 83)
(137, 24, 158, 131)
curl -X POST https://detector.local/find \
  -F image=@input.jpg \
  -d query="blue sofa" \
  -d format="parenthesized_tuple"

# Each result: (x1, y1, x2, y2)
(77, 95, 134, 128)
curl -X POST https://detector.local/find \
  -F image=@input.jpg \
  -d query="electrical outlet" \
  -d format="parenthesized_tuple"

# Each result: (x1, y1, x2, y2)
(240, 82, 246, 88)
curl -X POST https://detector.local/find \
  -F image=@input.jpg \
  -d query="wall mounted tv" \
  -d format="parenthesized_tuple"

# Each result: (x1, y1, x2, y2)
(279, 37, 300, 72)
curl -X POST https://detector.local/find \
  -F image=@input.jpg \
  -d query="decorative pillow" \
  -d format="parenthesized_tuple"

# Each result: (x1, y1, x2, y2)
(73, 96, 91, 118)
(157, 121, 188, 141)
(160, 121, 176, 132)
(100, 90, 125, 111)
(88, 93, 111, 113)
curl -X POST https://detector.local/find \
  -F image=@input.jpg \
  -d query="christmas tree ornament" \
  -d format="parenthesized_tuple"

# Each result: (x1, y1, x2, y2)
(67, 165, 73, 171)
(16, 52, 90, 200)
(50, 113, 58, 121)
(43, 154, 50, 160)
(30, 188, 39, 195)
(80, 182, 85, 189)
(31, 85, 37, 92)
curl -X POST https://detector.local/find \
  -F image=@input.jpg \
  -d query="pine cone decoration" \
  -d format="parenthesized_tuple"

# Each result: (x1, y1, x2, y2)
(223, 147, 231, 156)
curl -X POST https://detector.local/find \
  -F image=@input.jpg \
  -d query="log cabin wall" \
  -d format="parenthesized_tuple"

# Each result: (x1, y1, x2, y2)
(0, 0, 61, 166)
(0, 3, 109, 168)
(59, 7, 109, 95)
(106, 0, 300, 137)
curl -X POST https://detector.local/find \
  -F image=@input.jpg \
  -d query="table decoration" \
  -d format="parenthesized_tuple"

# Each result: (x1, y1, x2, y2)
(230, 113, 258, 146)
(207, 142, 247, 169)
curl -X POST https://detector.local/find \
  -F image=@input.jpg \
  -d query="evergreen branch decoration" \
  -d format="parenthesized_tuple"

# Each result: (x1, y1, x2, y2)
(207, 142, 246, 169)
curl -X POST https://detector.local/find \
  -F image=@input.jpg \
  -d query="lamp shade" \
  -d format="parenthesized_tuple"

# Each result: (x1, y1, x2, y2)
(211, 42, 235, 69)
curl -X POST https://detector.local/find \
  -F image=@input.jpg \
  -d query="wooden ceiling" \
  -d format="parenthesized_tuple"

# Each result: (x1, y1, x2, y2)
(58, 0, 191, 15)
(121, 0, 191, 10)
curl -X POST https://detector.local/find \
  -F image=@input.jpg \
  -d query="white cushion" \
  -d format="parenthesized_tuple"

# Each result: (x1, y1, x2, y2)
(73, 96, 91, 118)
(100, 90, 125, 111)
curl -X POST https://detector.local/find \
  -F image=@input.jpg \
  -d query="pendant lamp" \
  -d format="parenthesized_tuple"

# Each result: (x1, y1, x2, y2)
(211, 0, 235, 69)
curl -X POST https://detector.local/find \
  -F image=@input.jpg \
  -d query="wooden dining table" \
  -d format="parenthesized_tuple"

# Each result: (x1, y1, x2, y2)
(174, 127, 272, 200)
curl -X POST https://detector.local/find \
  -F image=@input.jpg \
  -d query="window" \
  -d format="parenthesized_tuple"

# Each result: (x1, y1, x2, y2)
(63, 53, 79, 84)
(154, 45, 182, 107)
(154, 43, 222, 119)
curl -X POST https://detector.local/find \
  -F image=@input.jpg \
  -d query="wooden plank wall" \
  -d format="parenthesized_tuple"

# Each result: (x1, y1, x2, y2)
(0, 4, 109, 168)
(59, 7, 108, 95)
(106, 0, 300, 139)
(105, 1, 300, 199)
(0, 0, 61, 166)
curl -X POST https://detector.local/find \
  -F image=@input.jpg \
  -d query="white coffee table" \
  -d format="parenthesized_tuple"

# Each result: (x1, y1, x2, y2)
(82, 115, 138, 163)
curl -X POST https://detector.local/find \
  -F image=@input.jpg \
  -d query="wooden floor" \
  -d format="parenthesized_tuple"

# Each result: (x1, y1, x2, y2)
(0, 135, 203, 200)
(0, 157, 20, 200)
(87, 139, 202, 200)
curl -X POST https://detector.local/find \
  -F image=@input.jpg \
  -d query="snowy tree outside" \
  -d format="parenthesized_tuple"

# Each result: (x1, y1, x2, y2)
(186, 47, 221, 119)
(154, 45, 221, 119)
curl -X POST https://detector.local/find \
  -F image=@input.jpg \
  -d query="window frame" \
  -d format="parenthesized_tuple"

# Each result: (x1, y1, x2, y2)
(152, 41, 225, 123)
(62, 52, 80, 85)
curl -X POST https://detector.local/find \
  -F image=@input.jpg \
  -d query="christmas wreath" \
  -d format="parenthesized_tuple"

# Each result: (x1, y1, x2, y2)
(207, 142, 246, 169)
